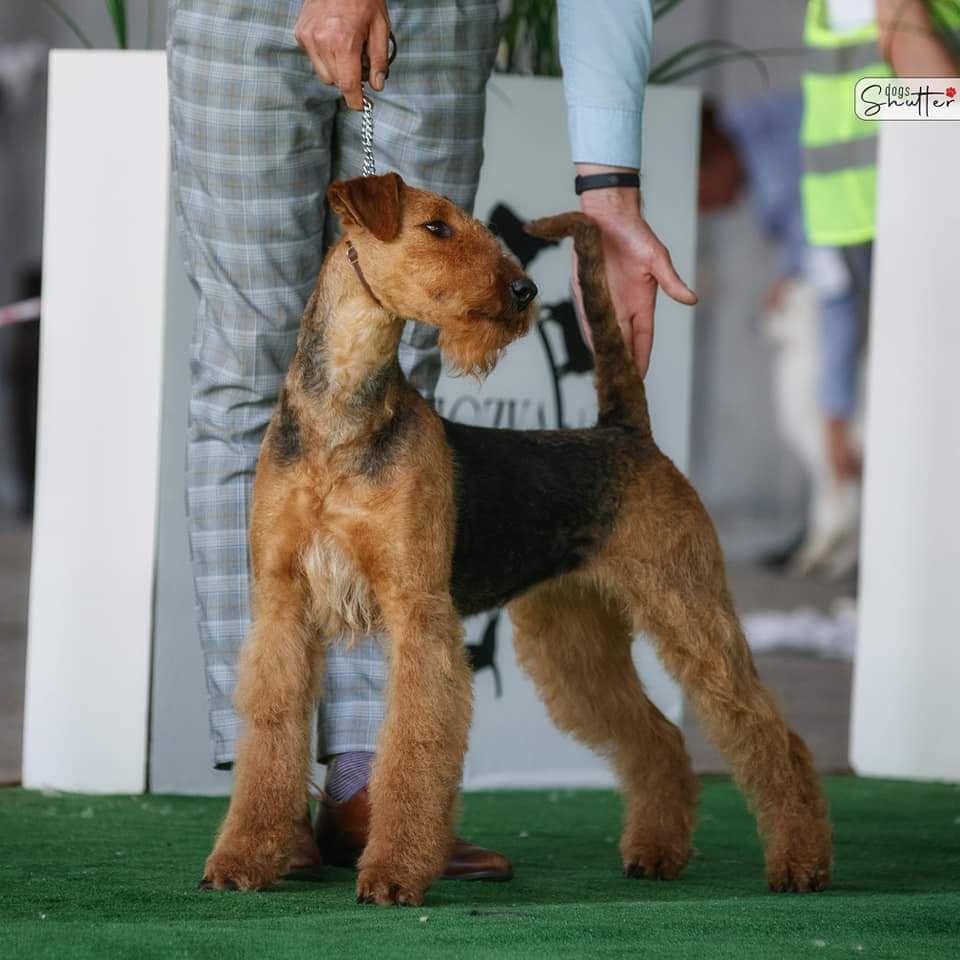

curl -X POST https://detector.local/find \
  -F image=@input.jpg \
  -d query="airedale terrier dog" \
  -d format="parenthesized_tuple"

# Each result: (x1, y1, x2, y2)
(201, 173, 833, 905)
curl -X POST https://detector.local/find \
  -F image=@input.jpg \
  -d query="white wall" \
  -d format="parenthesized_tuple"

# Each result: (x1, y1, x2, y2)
(0, 1, 167, 52)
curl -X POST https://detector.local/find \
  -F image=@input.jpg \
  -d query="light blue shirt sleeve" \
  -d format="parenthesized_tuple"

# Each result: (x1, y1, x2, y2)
(556, 0, 653, 170)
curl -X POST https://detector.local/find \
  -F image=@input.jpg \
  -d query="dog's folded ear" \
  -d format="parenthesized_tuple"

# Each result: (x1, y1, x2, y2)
(327, 173, 403, 242)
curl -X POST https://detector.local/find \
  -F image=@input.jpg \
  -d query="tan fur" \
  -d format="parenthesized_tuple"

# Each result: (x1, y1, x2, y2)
(301, 534, 382, 638)
(201, 177, 832, 907)
(509, 576, 699, 879)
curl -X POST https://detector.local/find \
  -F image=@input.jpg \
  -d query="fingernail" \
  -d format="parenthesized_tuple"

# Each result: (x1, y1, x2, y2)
(375, 71, 386, 90)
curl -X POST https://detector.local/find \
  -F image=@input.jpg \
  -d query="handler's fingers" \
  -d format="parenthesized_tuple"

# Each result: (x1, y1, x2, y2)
(294, 22, 335, 85)
(312, 48, 337, 85)
(630, 280, 657, 376)
(653, 247, 698, 306)
(632, 312, 654, 379)
(336, 44, 364, 109)
(367, 14, 390, 91)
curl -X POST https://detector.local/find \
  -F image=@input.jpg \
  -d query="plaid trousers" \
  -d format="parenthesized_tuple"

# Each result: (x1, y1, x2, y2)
(168, 0, 499, 767)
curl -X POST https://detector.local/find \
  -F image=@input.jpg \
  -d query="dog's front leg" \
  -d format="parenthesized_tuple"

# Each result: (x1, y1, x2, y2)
(356, 590, 471, 907)
(202, 561, 317, 891)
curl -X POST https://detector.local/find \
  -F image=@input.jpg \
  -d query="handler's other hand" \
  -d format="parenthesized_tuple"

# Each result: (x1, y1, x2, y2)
(573, 166, 697, 379)
(295, 0, 391, 109)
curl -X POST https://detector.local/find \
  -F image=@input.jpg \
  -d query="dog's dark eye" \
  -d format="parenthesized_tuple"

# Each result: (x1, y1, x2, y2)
(422, 220, 453, 238)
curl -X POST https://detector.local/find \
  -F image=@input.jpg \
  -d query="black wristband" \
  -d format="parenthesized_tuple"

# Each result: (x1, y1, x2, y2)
(574, 172, 640, 195)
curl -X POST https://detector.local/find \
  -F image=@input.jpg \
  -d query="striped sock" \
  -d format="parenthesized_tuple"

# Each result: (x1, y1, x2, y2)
(325, 751, 374, 803)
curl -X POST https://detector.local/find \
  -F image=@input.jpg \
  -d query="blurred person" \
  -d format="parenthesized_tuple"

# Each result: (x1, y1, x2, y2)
(801, 0, 960, 480)
(765, 269, 863, 579)
(699, 92, 863, 578)
(696, 1, 959, 576)
(169, 0, 694, 877)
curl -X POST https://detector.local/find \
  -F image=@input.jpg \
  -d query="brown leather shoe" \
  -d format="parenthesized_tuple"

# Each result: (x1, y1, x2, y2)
(315, 787, 513, 882)
(283, 811, 325, 881)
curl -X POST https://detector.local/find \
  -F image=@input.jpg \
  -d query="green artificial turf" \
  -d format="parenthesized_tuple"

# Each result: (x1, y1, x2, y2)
(1, 778, 959, 959)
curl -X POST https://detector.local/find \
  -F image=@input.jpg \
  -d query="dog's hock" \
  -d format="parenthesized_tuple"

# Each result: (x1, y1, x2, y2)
(327, 173, 403, 242)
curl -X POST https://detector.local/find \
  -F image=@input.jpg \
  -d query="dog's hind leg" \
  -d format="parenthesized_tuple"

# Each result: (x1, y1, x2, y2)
(608, 519, 833, 892)
(508, 577, 699, 880)
(202, 501, 319, 891)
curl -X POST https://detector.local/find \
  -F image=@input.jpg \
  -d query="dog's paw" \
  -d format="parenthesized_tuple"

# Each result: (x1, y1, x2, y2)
(622, 840, 691, 881)
(767, 858, 832, 893)
(765, 823, 833, 893)
(356, 867, 427, 907)
(200, 849, 281, 892)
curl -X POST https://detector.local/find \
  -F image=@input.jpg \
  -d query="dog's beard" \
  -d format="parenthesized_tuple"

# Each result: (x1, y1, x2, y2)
(438, 331, 503, 380)
(438, 310, 531, 380)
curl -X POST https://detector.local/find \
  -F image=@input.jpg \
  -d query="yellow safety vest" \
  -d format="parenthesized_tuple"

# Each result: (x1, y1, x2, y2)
(802, 0, 960, 246)
(801, 0, 889, 246)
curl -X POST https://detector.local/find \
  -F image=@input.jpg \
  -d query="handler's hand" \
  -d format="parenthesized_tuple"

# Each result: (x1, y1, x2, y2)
(573, 167, 697, 379)
(295, 0, 391, 109)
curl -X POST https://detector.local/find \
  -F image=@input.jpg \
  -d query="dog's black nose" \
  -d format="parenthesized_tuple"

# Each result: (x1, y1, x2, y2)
(510, 277, 538, 309)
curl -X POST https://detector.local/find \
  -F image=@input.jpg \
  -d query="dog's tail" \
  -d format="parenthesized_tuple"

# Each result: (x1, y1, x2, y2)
(525, 213, 651, 437)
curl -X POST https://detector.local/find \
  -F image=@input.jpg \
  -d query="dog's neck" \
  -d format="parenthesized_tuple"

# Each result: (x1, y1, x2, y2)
(292, 240, 407, 446)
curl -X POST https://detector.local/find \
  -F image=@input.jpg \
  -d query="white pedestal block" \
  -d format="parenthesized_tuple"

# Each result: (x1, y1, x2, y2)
(22, 52, 170, 793)
(851, 121, 960, 781)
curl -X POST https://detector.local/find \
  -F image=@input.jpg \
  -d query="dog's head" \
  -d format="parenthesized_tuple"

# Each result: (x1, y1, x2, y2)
(327, 173, 537, 376)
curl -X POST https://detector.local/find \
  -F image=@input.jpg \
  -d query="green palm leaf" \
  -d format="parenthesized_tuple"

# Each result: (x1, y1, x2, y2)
(653, 0, 687, 20)
(41, 0, 94, 48)
(928, 0, 960, 68)
(651, 41, 777, 85)
(105, 0, 128, 49)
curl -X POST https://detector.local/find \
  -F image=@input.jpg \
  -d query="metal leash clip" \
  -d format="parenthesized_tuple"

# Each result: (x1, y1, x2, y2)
(359, 31, 398, 177)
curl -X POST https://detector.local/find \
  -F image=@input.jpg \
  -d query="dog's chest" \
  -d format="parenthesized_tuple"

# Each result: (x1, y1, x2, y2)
(301, 534, 383, 638)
